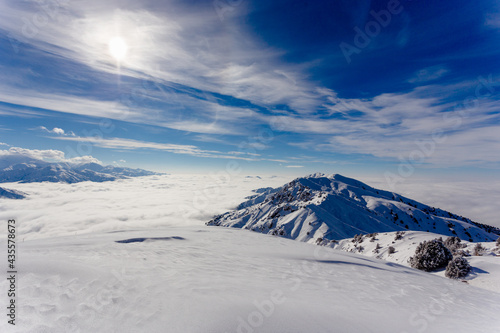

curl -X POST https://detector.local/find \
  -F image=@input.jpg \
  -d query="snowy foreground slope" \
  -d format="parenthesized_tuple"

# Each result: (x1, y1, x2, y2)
(1, 175, 500, 332)
(207, 174, 499, 242)
(332, 231, 500, 293)
(2, 227, 500, 333)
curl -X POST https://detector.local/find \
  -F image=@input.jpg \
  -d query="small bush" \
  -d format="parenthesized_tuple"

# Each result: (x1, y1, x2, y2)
(373, 243, 382, 254)
(473, 243, 486, 256)
(444, 236, 465, 255)
(445, 257, 471, 279)
(367, 232, 378, 242)
(409, 239, 453, 272)
(496, 237, 500, 247)
(394, 231, 405, 241)
(352, 234, 364, 243)
(388, 246, 395, 254)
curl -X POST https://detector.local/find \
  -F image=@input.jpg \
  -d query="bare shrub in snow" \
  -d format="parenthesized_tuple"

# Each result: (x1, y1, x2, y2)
(409, 239, 453, 272)
(388, 246, 395, 254)
(473, 243, 485, 256)
(444, 236, 465, 255)
(445, 257, 471, 279)
(373, 243, 382, 254)
(496, 236, 500, 247)
(352, 234, 364, 243)
(367, 233, 378, 242)
(394, 231, 405, 241)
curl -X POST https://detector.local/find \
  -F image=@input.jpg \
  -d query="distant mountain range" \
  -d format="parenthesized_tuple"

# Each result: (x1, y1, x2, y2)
(0, 155, 161, 184)
(207, 173, 500, 242)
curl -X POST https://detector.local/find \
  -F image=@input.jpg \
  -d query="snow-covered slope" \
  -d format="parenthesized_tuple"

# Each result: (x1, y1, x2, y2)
(331, 230, 500, 292)
(0, 186, 25, 199)
(2, 227, 500, 333)
(0, 158, 161, 184)
(207, 173, 500, 242)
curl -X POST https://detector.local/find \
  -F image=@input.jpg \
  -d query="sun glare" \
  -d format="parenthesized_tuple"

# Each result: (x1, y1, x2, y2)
(108, 37, 128, 61)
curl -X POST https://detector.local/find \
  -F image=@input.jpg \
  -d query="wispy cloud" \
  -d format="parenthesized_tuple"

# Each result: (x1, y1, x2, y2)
(50, 136, 270, 161)
(0, 0, 327, 121)
(282, 82, 500, 166)
(408, 66, 449, 83)
(1, 0, 499, 171)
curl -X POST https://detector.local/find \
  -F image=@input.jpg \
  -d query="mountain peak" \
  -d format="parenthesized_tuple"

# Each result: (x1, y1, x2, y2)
(208, 174, 500, 243)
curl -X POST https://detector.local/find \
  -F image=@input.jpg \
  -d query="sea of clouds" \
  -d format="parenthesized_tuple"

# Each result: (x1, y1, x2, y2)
(0, 174, 289, 240)
(1, 173, 499, 242)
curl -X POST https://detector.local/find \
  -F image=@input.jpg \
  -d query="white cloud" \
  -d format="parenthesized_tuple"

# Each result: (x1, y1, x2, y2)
(0, 1, 497, 169)
(0, 84, 257, 136)
(0, 142, 9, 146)
(282, 83, 500, 166)
(485, 13, 500, 29)
(408, 66, 449, 83)
(67, 155, 102, 165)
(50, 136, 286, 163)
(0, 147, 102, 165)
(39, 126, 67, 135)
(363, 176, 500, 229)
(0, 1, 322, 115)
(53, 127, 65, 135)
(0, 147, 65, 161)
(285, 165, 304, 168)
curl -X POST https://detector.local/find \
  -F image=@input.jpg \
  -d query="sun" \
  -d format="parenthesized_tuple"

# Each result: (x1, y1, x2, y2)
(108, 36, 128, 61)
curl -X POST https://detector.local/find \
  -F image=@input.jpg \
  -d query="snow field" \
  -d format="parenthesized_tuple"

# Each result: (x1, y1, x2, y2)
(2, 227, 500, 332)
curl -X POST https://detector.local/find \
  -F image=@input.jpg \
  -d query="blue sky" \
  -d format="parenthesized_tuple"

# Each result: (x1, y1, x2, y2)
(0, 0, 499, 178)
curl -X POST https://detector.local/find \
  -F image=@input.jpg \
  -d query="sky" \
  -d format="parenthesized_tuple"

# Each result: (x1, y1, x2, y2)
(0, 0, 499, 180)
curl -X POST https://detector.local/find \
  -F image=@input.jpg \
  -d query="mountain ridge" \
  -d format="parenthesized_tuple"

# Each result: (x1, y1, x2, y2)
(0, 156, 162, 184)
(207, 173, 500, 243)
(0, 186, 26, 199)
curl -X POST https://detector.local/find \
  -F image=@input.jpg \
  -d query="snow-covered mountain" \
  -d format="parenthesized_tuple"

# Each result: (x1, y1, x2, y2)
(207, 173, 500, 242)
(0, 186, 25, 199)
(0, 156, 161, 184)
